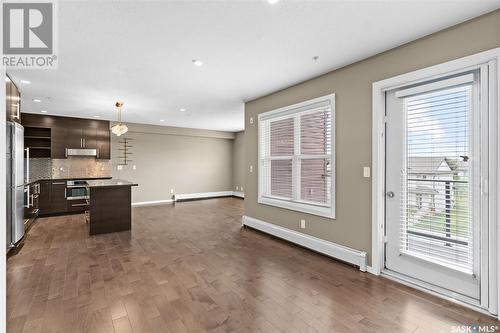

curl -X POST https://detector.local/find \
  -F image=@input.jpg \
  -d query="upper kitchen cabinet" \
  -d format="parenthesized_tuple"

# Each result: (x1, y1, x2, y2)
(21, 114, 111, 159)
(5, 75, 21, 123)
(96, 122, 111, 159)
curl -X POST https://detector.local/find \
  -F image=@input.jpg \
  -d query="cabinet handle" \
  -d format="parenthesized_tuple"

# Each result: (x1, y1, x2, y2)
(52, 182, 65, 185)
(71, 203, 88, 207)
(83, 138, 86, 147)
(64, 188, 67, 198)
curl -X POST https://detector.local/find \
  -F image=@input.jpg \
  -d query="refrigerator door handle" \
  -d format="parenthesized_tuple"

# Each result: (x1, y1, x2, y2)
(24, 186, 30, 208)
(14, 103, 20, 120)
(25, 147, 30, 183)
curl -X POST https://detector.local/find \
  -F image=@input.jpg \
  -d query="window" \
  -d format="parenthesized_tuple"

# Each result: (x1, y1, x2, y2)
(258, 94, 335, 218)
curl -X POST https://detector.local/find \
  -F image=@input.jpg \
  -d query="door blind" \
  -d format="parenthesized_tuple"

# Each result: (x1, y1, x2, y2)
(259, 100, 333, 210)
(399, 82, 474, 273)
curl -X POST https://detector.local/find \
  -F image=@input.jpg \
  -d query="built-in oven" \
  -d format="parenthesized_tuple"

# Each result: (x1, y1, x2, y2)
(66, 180, 89, 200)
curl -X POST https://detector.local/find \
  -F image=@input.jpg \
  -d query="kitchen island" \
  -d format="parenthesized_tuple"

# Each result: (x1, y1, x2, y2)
(87, 179, 138, 235)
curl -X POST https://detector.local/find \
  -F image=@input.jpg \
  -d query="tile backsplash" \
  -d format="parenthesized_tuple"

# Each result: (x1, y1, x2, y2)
(29, 158, 52, 180)
(29, 157, 112, 180)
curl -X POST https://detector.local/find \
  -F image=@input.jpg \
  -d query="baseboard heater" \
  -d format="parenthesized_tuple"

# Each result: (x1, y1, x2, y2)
(242, 215, 367, 272)
(174, 191, 234, 202)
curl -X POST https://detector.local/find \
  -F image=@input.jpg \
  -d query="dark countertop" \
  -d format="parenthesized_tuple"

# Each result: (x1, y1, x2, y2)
(86, 179, 138, 188)
(25, 176, 112, 186)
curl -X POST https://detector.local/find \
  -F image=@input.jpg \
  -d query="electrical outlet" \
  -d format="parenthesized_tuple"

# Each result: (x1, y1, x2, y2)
(363, 166, 371, 178)
(241, 186, 244, 191)
(236, 186, 239, 191)
(249, 165, 253, 173)
(117, 165, 123, 170)
(170, 189, 174, 194)
(250, 117, 254, 124)
(300, 219, 306, 229)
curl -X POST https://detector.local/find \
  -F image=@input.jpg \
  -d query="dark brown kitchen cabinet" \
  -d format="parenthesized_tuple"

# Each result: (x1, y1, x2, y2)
(51, 127, 67, 158)
(49, 181, 68, 214)
(21, 114, 111, 159)
(83, 127, 97, 149)
(96, 124, 111, 159)
(66, 126, 85, 150)
(38, 181, 51, 215)
(67, 198, 89, 213)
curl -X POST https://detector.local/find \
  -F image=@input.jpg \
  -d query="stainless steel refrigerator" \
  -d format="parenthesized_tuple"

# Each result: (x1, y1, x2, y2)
(6, 122, 25, 248)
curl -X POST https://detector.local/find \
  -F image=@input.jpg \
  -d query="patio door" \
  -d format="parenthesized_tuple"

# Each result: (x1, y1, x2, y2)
(385, 69, 489, 303)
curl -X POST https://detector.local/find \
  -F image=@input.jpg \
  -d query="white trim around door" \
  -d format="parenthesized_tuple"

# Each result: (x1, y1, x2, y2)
(372, 47, 500, 317)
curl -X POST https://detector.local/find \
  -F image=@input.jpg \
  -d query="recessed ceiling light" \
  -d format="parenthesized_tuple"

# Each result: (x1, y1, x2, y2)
(267, 0, 280, 4)
(192, 59, 203, 67)
(180, 108, 186, 112)
(160, 119, 165, 122)
(20, 80, 31, 84)
(33, 99, 41, 103)
(40, 110, 47, 113)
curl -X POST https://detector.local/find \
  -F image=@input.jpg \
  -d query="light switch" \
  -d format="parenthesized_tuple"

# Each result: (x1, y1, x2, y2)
(250, 117, 254, 125)
(249, 165, 253, 173)
(132, 165, 137, 170)
(363, 166, 371, 178)
(170, 189, 174, 194)
(117, 165, 123, 170)
(300, 219, 306, 229)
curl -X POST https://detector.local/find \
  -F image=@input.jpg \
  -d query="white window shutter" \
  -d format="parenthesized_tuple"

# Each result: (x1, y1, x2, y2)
(258, 94, 335, 218)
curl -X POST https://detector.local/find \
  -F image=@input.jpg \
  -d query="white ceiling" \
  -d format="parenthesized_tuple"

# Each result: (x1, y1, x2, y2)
(10, 0, 500, 132)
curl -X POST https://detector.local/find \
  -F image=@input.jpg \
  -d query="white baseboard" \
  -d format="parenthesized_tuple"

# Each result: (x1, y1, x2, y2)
(242, 215, 367, 271)
(133, 191, 243, 207)
(174, 191, 234, 201)
(132, 199, 174, 207)
(233, 191, 245, 198)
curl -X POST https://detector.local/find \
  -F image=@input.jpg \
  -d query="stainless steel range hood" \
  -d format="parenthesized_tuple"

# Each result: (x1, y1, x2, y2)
(65, 148, 98, 157)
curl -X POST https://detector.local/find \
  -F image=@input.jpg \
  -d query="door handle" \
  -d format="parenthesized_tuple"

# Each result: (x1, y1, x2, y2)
(387, 191, 395, 198)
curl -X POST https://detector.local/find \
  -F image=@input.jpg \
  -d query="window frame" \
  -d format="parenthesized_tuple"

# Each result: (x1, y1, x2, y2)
(258, 93, 336, 219)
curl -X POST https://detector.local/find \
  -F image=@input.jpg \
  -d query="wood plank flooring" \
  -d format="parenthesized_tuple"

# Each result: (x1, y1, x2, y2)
(7, 198, 498, 332)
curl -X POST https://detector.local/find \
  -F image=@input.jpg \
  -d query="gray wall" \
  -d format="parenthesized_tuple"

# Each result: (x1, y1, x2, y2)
(111, 123, 235, 204)
(244, 10, 500, 263)
(232, 131, 245, 193)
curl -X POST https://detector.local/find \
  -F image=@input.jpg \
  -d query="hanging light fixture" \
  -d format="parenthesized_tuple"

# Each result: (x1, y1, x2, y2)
(111, 101, 128, 136)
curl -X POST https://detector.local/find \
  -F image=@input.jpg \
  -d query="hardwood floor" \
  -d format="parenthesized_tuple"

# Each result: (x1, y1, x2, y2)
(7, 198, 498, 332)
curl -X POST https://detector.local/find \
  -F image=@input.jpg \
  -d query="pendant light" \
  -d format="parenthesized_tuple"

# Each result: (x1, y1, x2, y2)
(111, 101, 128, 136)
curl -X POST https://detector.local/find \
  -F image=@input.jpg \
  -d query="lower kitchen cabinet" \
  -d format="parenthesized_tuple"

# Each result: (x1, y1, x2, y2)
(48, 181, 67, 214)
(38, 181, 51, 215)
(67, 198, 89, 213)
